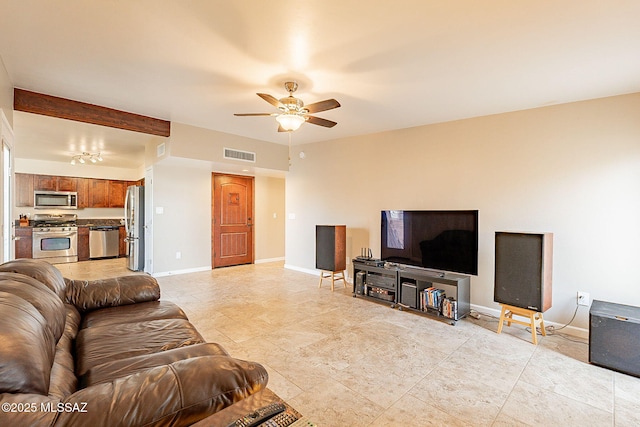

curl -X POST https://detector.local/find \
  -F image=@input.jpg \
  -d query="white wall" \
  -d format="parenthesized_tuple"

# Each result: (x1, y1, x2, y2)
(285, 93, 640, 331)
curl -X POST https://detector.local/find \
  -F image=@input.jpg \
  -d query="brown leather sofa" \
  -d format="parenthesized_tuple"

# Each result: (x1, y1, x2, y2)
(0, 259, 268, 426)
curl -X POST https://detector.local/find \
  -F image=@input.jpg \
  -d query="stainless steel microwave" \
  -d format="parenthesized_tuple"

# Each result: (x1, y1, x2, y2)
(34, 191, 78, 209)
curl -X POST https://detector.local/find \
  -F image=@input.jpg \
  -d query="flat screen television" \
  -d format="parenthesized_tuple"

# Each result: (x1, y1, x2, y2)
(381, 210, 478, 275)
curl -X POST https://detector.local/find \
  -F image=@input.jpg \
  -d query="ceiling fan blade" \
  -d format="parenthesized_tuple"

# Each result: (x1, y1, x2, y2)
(305, 99, 340, 114)
(257, 93, 284, 109)
(234, 113, 276, 116)
(306, 115, 337, 128)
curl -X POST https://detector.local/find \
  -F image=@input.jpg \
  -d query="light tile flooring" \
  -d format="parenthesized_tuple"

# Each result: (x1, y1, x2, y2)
(60, 259, 640, 426)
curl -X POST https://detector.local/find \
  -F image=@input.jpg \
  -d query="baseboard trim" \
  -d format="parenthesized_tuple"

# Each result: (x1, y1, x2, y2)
(152, 266, 211, 277)
(256, 257, 285, 264)
(470, 303, 589, 339)
(283, 264, 588, 339)
(283, 264, 319, 276)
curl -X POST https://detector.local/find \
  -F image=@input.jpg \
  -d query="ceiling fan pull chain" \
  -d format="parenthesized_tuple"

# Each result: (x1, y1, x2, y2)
(288, 131, 292, 166)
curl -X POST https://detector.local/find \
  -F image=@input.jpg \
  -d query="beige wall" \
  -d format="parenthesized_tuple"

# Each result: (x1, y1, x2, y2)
(285, 93, 640, 331)
(151, 161, 212, 274)
(170, 122, 289, 172)
(150, 159, 286, 275)
(0, 56, 12, 126)
(255, 175, 286, 262)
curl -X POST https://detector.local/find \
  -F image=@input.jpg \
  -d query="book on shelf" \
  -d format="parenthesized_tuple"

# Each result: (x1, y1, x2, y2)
(421, 287, 446, 312)
(442, 297, 458, 319)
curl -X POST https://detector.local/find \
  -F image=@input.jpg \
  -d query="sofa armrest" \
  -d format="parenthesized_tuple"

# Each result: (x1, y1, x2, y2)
(54, 356, 268, 427)
(0, 393, 60, 427)
(64, 275, 160, 313)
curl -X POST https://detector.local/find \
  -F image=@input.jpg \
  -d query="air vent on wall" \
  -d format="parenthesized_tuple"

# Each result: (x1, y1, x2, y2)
(224, 148, 256, 163)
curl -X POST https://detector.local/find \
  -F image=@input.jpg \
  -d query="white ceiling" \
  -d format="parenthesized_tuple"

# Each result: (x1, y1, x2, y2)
(12, 112, 161, 168)
(1, 1, 639, 165)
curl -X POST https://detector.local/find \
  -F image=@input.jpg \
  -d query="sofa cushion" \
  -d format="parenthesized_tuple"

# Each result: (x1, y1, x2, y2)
(48, 305, 81, 400)
(55, 356, 268, 427)
(81, 342, 229, 387)
(76, 318, 206, 377)
(0, 291, 56, 394)
(0, 274, 66, 343)
(0, 259, 66, 299)
(65, 275, 161, 313)
(80, 300, 188, 330)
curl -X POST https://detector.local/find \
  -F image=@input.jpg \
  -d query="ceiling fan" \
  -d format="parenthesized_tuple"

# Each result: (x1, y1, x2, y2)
(234, 82, 340, 132)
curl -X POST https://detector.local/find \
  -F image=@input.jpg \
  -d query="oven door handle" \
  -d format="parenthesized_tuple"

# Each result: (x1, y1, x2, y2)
(33, 232, 77, 238)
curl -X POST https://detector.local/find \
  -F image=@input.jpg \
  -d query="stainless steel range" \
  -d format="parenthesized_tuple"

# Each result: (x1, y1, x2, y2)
(32, 214, 78, 264)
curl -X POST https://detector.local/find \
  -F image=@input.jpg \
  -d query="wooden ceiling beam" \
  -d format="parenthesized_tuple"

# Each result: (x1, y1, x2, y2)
(14, 88, 170, 137)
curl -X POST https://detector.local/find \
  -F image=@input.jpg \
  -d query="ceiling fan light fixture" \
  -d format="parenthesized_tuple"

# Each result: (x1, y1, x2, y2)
(235, 82, 340, 132)
(276, 113, 305, 131)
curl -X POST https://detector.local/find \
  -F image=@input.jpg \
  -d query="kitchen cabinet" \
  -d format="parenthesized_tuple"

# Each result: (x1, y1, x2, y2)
(15, 173, 34, 207)
(34, 175, 77, 192)
(15, 173, 137, 209)
(56, 176, 77, 192)
(34, 175, 57, 191)
(78, 226, 90, 261)
(119, 226, 126, 257)
(15, 227, 33, 259)
(76, 178, 90, 208)
(108, 180, 127, 208)
(89, 179, 109, 208)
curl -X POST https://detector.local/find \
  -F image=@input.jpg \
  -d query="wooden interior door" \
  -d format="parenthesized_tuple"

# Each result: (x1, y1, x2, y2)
(212, 174, 254, 268)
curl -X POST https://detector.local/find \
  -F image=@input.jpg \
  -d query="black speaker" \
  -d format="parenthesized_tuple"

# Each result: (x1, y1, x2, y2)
(316, 225, 346, 272)
(494, 232, 553, 312)
(401, 282, 418, 309)
(590, 300, 640, 378)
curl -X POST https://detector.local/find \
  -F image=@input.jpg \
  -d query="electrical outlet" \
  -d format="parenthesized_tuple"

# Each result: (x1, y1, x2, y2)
(577, 291, 590, 306)
(176, 251, 181, 260)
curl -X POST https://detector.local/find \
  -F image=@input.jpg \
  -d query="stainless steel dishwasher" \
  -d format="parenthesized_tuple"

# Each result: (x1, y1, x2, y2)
(89, 226, 120, 259)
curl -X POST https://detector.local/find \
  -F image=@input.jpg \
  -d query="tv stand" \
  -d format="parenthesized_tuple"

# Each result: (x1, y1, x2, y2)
(352, 260, 470, 324)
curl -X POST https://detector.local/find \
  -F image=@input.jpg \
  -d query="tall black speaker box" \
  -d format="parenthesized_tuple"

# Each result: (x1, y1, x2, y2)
(494, 232, 553, 312)
(589, 300, 640, 377)
(316, 225, 346, 272)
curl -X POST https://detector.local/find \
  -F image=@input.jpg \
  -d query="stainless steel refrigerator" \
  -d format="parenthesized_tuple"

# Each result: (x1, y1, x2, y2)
(124, 185, 145, 271)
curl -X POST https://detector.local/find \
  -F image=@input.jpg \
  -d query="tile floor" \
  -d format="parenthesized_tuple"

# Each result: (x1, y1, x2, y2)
(61, 259, 640, 426)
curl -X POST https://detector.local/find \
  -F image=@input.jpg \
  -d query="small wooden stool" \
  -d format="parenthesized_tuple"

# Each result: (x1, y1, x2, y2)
(318, 270, 347, 291)
(497, 304, 546, 345)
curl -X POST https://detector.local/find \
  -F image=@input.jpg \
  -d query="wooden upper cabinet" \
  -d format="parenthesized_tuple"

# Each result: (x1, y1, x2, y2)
(34, 175, 57, 191)
(76, 178, 90, 208)
(33, 174, 77, 192)
(16, 173, 135, 209)
(108, 180, 127, 208)
(15, 173, 34, 207)
(89, 179, 109, 208)
(56, 176, 77, 192)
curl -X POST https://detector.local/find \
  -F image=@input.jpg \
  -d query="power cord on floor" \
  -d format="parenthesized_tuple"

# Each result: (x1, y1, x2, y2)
(468, 303, 587, 344)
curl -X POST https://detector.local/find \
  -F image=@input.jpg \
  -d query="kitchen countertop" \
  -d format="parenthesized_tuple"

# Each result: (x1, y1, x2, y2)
(77, 219, 124, 227)
(14, 219, 124, 228)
